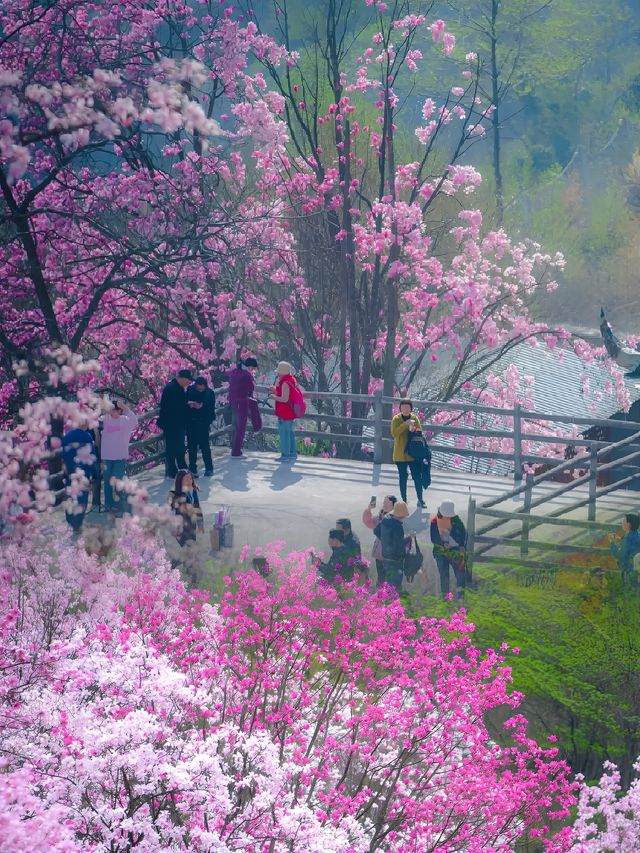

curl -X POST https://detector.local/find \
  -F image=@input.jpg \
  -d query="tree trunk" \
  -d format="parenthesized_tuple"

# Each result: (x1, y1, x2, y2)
(490, 1, 504, 226)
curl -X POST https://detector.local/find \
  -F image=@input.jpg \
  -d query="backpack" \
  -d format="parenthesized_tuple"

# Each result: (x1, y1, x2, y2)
(406, 432, 429, 460)
(402, 535, 423, 581)
(288, 382, 306, 418)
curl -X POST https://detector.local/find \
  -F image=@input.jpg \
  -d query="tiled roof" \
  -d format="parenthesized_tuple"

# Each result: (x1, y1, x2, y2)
(429, 344, 640, 477)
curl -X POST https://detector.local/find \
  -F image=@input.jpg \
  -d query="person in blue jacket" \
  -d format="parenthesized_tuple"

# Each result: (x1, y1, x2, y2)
(62, 421, 97, 533)
(610, 513, 640, 586)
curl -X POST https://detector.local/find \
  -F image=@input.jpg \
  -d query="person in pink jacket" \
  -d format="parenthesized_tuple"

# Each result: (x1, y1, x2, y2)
(362, 494, 397, 587)
(100, 400, 138, 514)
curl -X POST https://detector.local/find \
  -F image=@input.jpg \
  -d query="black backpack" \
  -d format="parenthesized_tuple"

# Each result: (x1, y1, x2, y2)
(403, 535, 423, 581)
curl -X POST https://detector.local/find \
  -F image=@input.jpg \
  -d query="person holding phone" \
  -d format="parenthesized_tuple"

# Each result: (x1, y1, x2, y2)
(363, 494, 398, 586)
(186, 376, 215, 476)
(390, 399, 425, 508)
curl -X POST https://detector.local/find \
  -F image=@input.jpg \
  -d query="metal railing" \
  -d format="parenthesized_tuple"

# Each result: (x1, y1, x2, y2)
(466, 423, 640, 567)
(129, 388, 640, 473)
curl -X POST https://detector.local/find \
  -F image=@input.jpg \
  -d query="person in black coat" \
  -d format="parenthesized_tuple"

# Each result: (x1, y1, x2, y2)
(315, 529, 354, 583)
(336, 518, 361, 560)
(158, 369, 193, 478)
(186, 376, 216, 476)
(374, 501, 410, 592)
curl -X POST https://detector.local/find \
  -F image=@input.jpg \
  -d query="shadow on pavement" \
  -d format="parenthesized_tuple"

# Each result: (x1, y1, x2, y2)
(405, 507, 429, 534)
(270, 462, 303, 492)
(220, 459, 260, 492)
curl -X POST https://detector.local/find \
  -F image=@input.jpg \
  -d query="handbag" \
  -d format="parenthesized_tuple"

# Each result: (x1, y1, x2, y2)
(403, 535, 424, 581)
(406, 432, 429, 461)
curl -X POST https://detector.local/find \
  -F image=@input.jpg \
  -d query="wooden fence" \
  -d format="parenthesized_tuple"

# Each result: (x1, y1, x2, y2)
(43, 387, 640, 523)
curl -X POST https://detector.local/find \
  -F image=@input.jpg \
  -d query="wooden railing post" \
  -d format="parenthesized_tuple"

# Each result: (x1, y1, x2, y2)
(513, 403, 523, 485)
(373, 389, 383, 465)
(588, 444, 598, 521)
(521, 473, 533, 556)
(466, 496, 476, 587)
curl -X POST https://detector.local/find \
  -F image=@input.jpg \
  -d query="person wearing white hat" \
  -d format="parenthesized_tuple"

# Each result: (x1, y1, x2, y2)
(430, 500, 467, 600)
(374, 500, 410, 592)
(269, 361, 301, 461)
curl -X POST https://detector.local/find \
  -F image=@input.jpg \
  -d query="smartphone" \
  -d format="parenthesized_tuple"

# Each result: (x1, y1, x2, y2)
(370, 495, 376, 507)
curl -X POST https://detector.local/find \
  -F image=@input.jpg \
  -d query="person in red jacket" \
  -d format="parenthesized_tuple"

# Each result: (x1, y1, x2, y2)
(226, 357, 262, 458)
(269, 361, 298, 461)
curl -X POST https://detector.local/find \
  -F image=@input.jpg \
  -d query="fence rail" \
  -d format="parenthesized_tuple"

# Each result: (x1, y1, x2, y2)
(127, 388, 640, 478)
(466, 497, 623, 579)
(41, 387, 640, 525)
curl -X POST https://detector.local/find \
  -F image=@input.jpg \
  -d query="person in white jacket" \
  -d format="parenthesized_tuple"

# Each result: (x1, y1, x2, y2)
(100, 400, 138, 514)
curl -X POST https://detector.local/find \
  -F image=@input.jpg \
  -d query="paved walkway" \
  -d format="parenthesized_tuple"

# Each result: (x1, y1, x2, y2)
(126, 450, 636, 594)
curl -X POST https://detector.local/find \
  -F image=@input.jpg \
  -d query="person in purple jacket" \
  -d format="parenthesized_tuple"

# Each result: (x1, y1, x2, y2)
(226, 357, 262, 458)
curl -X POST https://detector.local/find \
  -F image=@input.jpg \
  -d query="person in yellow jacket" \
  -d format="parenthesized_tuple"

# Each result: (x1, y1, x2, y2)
(390, 399, 426, 508)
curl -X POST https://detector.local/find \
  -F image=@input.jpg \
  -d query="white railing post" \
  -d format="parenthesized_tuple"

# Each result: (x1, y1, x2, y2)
(466, 496, 476, 586)
(521, 473, 533, 556)
(373, 389, 383, 465)
(588, 444, 598, 521)
(513, 403, 523, 485)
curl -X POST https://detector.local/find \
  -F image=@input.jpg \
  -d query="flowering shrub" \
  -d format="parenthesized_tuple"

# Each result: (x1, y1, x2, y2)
(0, 528, 576, 851)
(570, 760, 640, 851)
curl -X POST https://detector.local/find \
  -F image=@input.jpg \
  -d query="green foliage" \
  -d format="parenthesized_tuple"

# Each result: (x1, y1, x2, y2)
(296, 436, 334, 456)
(453, 561, 640, 782)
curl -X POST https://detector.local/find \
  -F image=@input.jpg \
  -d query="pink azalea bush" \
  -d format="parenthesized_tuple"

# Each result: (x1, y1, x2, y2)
(0, 526, 577, 851)
(570, 760, 640, 851)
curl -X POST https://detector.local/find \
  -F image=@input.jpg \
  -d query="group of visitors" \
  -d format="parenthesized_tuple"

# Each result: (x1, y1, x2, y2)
(59, 364, 640, 596)
(365, 495, 468, 597)
(158, 370, 216, 478)
(157, 359, 304, 473)
(312, 495, 468, 598)
(61, 400, 138, 533)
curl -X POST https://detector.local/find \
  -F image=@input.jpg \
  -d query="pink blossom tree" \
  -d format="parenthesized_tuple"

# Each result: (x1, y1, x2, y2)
(0, 0, 296, 421)
(1, 0, 627, 443)
(0, 530, 577, 851)
(239, 0, 567, 404)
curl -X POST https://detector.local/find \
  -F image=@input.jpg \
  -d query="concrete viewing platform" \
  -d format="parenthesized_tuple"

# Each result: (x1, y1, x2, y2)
(126, 450, 637, 591)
